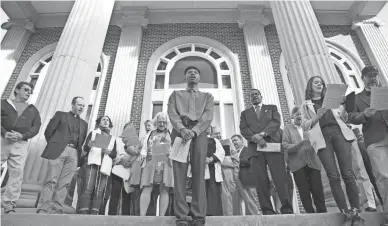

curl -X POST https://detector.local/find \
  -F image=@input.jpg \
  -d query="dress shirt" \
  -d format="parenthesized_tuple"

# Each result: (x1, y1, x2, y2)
(295, 125, 303, 140)
(68, 111, 80, 148)
(168, 87, 214, 136)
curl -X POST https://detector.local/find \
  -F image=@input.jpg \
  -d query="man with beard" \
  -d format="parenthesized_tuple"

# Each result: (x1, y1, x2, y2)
(348, 65, 388, 214)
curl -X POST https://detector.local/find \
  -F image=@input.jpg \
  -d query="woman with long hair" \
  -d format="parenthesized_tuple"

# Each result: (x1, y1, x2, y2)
(78, 115, 117, 214)
(139, 112, 174, 216)
(300, 76, 364, 226)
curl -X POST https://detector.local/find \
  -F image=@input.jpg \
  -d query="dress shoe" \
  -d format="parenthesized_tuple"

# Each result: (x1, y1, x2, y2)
(341, 210, 353, 226)
(364, 207, 377, 212)
(351, 209, 366, 226)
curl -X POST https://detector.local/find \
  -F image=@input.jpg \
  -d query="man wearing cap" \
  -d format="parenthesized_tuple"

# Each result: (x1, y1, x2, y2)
(348, 65, 388, 213)
(168, 66, 214, 226)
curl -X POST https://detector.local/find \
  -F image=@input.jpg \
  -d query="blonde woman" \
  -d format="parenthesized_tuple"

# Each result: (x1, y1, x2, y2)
(139, 112, 174, 216)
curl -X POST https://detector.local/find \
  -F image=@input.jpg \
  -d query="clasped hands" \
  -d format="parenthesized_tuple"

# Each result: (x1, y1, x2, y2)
(87, 140, 112, 155)
(180, 128, 196, 144)
(4, 131, 23, 142)
(252, 134, 267, 148)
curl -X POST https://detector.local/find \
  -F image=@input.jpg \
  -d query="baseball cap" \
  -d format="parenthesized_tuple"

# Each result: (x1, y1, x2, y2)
(361, 65, 379, 77)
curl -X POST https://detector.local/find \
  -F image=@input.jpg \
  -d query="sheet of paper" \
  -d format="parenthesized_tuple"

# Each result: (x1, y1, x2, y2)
(322, 84, 348, 109)
(121, 126, 140, 147)
(169, 137, 191, 163)
(93, 134, 112, 149)
(256, 143, 281, 152)
(371, 87, 388, 110)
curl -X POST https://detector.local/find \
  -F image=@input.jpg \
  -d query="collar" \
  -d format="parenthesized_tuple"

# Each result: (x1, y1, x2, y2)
(293, 123, 302, 129)
(186, 87, 199, 92)
(69, 111, 79, 118)
(364, 89, 371, 96)
(237, 146, 245, 152)
(254, 103, 263, 109)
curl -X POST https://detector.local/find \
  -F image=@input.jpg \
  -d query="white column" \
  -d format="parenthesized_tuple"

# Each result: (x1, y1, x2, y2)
(21, 0, 115, 199)
(270, 0, 341, 105)
(238, 6, 282, 110)
(352, 18, 388, 85)
(0, 20, 34, 95)
(104, 8, 148, 136)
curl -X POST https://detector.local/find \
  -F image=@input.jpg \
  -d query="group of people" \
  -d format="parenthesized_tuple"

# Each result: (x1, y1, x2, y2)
(1, 64, 387, 226)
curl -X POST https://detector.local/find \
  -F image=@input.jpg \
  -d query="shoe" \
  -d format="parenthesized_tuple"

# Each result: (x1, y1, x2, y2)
(4, 209, 15, 214)
(364, 207, 377, 212)
(190, 219, 205, 226)
(36, 210, 49, 214)
(91, 210, 99, 215)
(351, 209, 366, 226)
(341, 210, 353, 226)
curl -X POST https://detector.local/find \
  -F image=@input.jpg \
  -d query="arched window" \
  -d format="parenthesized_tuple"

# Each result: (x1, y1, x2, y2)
(280, 41, 365, 110)
(143, 40, 244, 140)
(24, 49, 106, 127)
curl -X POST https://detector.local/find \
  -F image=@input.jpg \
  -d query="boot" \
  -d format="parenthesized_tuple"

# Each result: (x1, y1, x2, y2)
(351, 208, 366, 226)
(341, 209, 353, 226)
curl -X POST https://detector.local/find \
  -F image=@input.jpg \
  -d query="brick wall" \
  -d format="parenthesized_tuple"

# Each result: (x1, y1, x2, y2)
(1, 26, 121, 107)
(129, 23, 254, 131)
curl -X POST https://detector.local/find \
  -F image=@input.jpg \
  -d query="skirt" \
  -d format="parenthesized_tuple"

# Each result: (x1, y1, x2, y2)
(140, 159, 174, 188)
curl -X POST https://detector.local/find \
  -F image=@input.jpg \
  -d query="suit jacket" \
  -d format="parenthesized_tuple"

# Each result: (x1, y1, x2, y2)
(300, 100, 355, 152)
(348, 90, 388, 148)
(41, 111, 88, 165)
(238, 146, 255, 187)
(239, 104, 282, 158)
(282, 124, 321, 173)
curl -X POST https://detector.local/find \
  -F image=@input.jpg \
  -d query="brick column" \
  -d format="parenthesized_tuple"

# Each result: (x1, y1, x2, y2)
(0, 20, 34, 95)
(352, 18, 388, 85)
(19, 0, 115, 208)
(270, 0, 341, 105)
(104, 8, 148, 136)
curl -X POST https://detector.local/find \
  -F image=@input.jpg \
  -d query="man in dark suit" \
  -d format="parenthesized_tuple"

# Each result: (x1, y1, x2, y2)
(283, 106, 326, 213)
(231, 134, 259, 215)
(37, 96, 88, 214)
(348, 65, 388, 212)
(239, 89, 292, 215)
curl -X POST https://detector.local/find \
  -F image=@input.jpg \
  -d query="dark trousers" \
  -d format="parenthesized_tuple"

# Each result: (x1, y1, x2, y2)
(171, 127, 207, 224)
(250, 151, 293, 214)
(319, 126, 359, 211)
(108, 173, 131, 215)
(293, 166, 327, 213)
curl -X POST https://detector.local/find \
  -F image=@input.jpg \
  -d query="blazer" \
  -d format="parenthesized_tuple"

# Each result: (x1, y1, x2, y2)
(348, 90, 388, 148)
(238, 146, 256, 187)
(300, 100, 355, 152)
(41, 111, 88, 165)
(282, 124, 321, 173)
(240, 104, 282, 158)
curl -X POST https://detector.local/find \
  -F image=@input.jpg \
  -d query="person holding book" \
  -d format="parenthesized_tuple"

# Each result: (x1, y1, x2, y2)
(168, 66, 214, 226)
(348, 65, 388, 214)
(300, 76, 364, 226)
(78, 115, 117, 214)
(139, 112, 174, 216)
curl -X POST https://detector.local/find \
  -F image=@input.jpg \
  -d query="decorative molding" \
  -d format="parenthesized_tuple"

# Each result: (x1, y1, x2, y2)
(117, 7, 149, 28)
(352, 17, 385, 30)
(237, 5, 270, 28)
(1, 19, 36, 33)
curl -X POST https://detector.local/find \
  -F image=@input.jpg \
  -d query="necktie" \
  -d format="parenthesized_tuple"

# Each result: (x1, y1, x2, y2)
(255, 105, 261, 118)
(188, 89, 196, 120)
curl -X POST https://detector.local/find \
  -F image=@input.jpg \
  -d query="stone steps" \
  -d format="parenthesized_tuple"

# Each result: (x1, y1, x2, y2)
(1, 213, 387, 226)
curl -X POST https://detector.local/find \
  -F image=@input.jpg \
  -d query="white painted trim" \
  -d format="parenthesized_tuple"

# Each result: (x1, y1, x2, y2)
(140, 36, 245, 138)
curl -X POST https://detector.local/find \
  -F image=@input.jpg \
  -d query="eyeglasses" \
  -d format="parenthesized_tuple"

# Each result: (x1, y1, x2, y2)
(158, 121, 167, 124)
(23, 88, 33, 94)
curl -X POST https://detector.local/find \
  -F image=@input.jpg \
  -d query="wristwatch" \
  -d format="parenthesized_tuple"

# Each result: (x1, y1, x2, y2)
(259, 132, 267, 137)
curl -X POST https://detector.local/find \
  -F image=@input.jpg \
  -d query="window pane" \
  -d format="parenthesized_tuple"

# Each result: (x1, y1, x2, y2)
(157, 61, 167, 71)
(210, 51, 221, 59)
(155, 75, 165, 89)
(220, 61, 229, 70)
(330, 52, 342, 60)
(45, 56, 53, 63)
(152, 103, 163, 119)
(212, 103, 220, 129)
(169, 56, 218, 88)
(334, 65, 346, 84)
(195, 47, 208, 53)
(85, 105, 93, 124)
(97, 63, 102, 72)
(35, 63, 45, 73)
(165, 51, 177, 60)
(92, 77, 99, 90)
(224, 104, 235, 139)
(30, 77, 38, 86)
(179, 47, 191, 53)
(222, 75, 231, 89)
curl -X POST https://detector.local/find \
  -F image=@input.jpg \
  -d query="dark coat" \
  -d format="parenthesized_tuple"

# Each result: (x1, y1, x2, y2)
(238, 146, 255, 187)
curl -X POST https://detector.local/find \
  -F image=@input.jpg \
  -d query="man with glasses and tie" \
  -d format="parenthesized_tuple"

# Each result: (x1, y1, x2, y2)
(168, 66, 214, 226)
(1, 81, 42, 214)
(239, 89, 293, 215)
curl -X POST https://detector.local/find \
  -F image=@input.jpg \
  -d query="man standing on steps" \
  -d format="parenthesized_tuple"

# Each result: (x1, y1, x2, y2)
(168, 66, 214, 226)
(37, 96, 88, 214)
(1, 81, 42, 214)
(239, 89, 293, 215)
(348, 65, 388, 215)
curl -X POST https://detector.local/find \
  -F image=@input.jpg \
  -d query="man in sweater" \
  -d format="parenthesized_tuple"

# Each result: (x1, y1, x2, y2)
(1, 81, 42, 214)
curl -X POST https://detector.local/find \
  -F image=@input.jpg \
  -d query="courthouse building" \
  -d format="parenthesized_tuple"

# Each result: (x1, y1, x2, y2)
(1, 0, 387, 212)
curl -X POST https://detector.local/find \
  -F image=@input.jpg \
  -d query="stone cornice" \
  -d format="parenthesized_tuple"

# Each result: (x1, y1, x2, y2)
(116, 7, 149, 29)
(1, 19, 36, 33)
(237, 5, 270, 29)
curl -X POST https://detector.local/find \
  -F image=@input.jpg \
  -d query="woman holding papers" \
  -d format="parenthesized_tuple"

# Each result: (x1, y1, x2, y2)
(300, 76, 364, 226)
(204, 126, 225, 216)
(139, 112, 174, 216)
(78, 116, 117, 215)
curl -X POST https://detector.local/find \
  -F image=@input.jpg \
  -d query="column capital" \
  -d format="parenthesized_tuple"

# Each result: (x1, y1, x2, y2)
(117, 7, 149, 29)
(351, 17, 385, 30)
(1, 19, 36, 33)
(237, 5, 270, 29)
